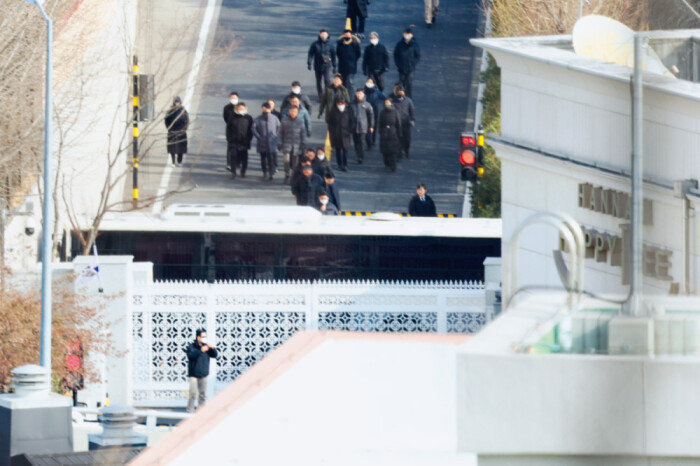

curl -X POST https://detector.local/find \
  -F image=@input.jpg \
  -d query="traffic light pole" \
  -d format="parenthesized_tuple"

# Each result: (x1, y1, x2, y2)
(132, 56, 139, 209)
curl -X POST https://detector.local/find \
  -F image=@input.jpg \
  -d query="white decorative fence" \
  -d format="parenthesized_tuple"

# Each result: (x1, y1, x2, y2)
(130, 279, 488, 405)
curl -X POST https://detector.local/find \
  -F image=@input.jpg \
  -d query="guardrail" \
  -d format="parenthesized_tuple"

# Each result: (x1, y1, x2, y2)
(73, 407, 192, 431)
(341, 211, 457, 218)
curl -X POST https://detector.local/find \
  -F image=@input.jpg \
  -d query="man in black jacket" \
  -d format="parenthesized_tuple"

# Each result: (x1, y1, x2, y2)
(293, 164, 324, 206)
(222, 91, 239, 125)
(281, 81, 312, 114)
(362, 32, 389, 91)
(408, 183, 437, 217)
(394, 28, 421, 97)
(308, 29, 337, 100)
(226, 102, 254, 178)
(336, 29, 362, 96)
(185, 329, 218, 413)
(323, 170, 341, 212)
(390, 83, 415, 159)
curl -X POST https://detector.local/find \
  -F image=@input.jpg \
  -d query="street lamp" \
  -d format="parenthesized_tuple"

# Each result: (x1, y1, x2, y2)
(24, 0, 53, 370)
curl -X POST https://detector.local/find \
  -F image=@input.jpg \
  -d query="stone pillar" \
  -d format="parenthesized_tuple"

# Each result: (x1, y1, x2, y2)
(0, 365, 73, 463)
(88, 404, 147, 450)
(483, 257, 502, 318)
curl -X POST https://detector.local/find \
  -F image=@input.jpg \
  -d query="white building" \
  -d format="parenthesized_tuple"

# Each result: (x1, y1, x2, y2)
(472, 29, 700, 300)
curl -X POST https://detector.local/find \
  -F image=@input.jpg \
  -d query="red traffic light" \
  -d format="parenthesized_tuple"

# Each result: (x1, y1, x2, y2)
(460, 149, 476, 166)
(66, 354, 81, 371)
(461, 136, 476, 147)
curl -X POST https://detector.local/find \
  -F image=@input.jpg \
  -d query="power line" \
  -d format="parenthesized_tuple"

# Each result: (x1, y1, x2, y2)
(677, 0, 700, 19)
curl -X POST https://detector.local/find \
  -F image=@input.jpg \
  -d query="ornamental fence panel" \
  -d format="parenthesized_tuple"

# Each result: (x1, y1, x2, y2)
(130, 279, 488, 405)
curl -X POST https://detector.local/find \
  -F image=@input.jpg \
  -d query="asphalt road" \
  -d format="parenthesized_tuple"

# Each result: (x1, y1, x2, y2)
(163, 0, 481, 214)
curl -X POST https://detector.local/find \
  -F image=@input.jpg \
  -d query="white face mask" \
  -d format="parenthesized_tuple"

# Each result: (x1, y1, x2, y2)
(403, 34, 411, 41)
(237, 109, 247, 115)
(337, 105, 346, 112)
(370, 38, 379, 46)
(200, 337, 207, 345)
(230, 98, 238, 105)
(320, 199, 329, 205)
(318, 153, 325, 160)
(366, 82, 375, 89)
(292, 87, 301, 94)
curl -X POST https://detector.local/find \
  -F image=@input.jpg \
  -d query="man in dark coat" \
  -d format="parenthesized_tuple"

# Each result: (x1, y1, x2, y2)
(328, 98, 355, 171)
(308, 29, 337, 100)
(390, 83, 415, 159)
(226, 102, 254, 178)
(252, 102, 281, 181)
(378, 98, 401, 172)
(345, 0, 370, 37)
(363, 77, 387, 148)
(222, 91, 239, 125)
(292, 164, 324, 207)
(164, 96, 189, 166)
(185, 328, 218, 413)
(408, 183, 437, 217)
(323, 170, 341, 212)
(282, 96, 312, 137)
(280, 106, 307, 183)
(336, 29, 362, 96)
(281, 81, 312, 114)
(362, 32, 389, 91)
(350, 89, 374, 164)
(316, 189, 340, 215)
(319, 75, 350, 124)
(394, 28, 421, 97)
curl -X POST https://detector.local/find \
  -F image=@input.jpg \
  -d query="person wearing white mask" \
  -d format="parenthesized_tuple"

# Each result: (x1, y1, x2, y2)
(222, 91, 239, 125)
(282, 81, 312, 114)
(393, 27, 421, 97)
(362, 32, 389, 91)
(315, 189, 339, 215)
(185, 329, 218, 413)
(424, 0, 439, 28)
(327, 98, 355, 171)
(225, 102, 254, 178)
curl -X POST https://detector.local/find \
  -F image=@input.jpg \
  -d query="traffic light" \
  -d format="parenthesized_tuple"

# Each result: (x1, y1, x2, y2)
(64, 339, 84, 393)
(460, 132, 477, 182)
(476, 127, 485, 179)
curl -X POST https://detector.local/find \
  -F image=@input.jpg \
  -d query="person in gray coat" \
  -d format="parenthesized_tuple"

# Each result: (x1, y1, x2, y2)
(280, 106, 307, 183)
(252, 102, 281, 181)
(282, 96, 312, 137)
(349, 89, 374, 164)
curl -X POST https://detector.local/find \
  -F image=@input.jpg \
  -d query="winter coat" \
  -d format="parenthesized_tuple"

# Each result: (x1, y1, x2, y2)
(409, 194, 437, 217)
(311, 157, 330, 177)
(185, 341, 218, 378)
(350, 99, 374, 134)
(293, 173, 324, 206)
(165, 105, 189, 155)
(223, 102, 235, 124)
(319, 85, 350, 122)
(346, 0, 370, 18)
(281, 92, 312, 114)
(390, 93, 415, 126)
(328, 105, 355, 150)
(282, 105, 312, 136)
(318, 203, 340, 215)
(362, 43, 389, 75)
(323, 182, 341, 211)
(226, 113, 254, 149)
(364, 86, 387, 119)
(336, 36, 362, 75)
(280, 116, 306, 156)
(394, 38, 421, 74)
(307, 38, 337, 71)
(378, 107, 402, 154)
(252, 113, 281, 154)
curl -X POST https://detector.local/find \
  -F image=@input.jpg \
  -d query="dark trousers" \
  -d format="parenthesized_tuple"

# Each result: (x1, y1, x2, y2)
(315, 66, 333, 99)
(334, 146, 348, 168)
(348, 9, 366, 33)
(339, 72, 355, 96)
(169, 152, 183, 164)
(352, 133, 366, 162)
(398, 71, 414, 97)
(368, 71, 385, 92)
(366, 131, 374, 148)
(283, 153, 299, 178)
(382, 150, 397, 171)
(260, 151, 276, 176)
(398, 128, 411, 158)
(227, 145, 248, 175)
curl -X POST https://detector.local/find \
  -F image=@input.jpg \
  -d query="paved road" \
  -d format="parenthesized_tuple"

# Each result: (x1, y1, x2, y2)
(161, 0, 481, 214)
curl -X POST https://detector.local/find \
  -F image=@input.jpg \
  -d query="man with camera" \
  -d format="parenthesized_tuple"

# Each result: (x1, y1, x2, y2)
(185, 328, 218, 413)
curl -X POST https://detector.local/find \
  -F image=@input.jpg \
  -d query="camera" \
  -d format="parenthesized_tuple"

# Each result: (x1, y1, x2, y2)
(25, 217, 36, 236)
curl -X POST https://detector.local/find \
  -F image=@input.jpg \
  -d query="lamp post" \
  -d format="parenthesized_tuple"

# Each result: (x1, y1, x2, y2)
(25, 0, 53, 370)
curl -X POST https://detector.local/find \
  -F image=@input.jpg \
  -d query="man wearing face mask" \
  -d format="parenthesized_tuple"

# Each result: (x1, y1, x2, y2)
(319, 74, 350, 124)
(390, 83, 415, 159)
(393, 28, 421, 98)
(350, 89, 374, 164)
(226, 102, 254, 178)
(308, 29, 337, 100)
(336, 29, 361, 96)
(280, 106, 307, 183)
(316, 189, 340, 215)
(363, 77, 387, 149)
(282, 96, 312, 137)
(223, 91, 239, 125)
(362, 32, 389, 92)
(253, 102, 281, 181)
(185, 329, 218, 413)
(328, 98, 355, 171)
(378, 97, 401, 172)
(282, 81, 312, 114)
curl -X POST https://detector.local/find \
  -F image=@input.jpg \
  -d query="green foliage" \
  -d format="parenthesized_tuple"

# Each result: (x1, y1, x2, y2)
(470, 54, 501, 218)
